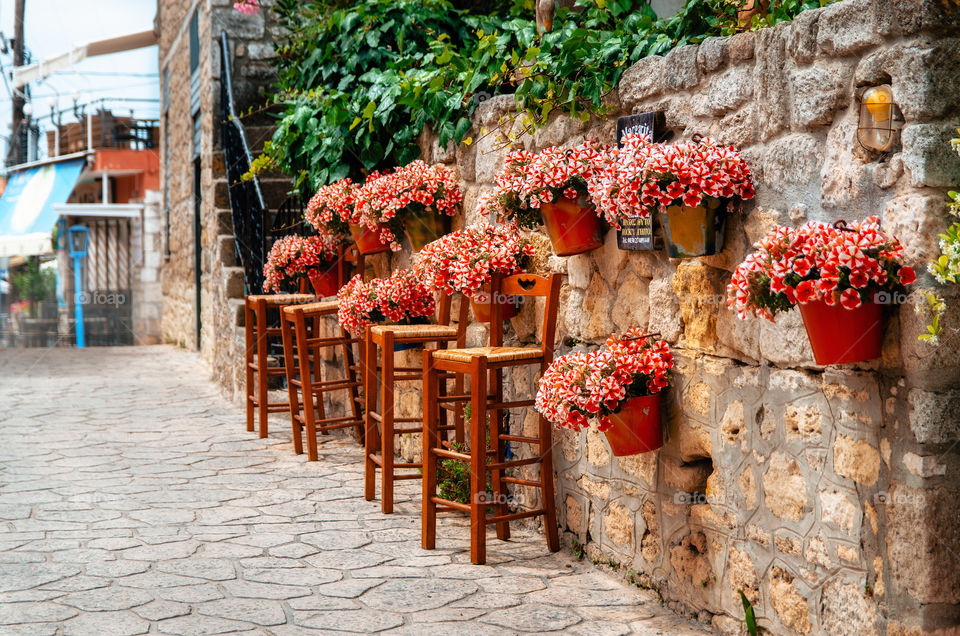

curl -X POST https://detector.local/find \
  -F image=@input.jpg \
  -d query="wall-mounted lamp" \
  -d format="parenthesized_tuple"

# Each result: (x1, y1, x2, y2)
(857, 85, 901, 153)
(68, 225, 90, 348)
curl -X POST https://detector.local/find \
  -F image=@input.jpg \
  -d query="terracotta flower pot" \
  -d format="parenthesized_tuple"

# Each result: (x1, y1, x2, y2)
(540, 196, 603, 256)
(798, 299, 883, 365)
(659, 197, 729, 258)
(349, 223, 390, 255)
(405, 208, 450, 252)
(307, 259, 340, 298)
(603, 395, 663, 456)
(470, 287, 521, 322)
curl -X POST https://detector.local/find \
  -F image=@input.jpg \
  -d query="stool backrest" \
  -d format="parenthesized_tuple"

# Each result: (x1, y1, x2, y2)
(341, 243, 367, 286)
(436, 292, 471, 348)
(490, 273, 562, 360)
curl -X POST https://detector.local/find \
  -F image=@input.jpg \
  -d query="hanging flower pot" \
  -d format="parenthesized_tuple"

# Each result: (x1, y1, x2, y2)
(798, 299, 883, 365)
(405, 207, 450, 252)
(470, 287, 521, 323)
(659, 197, 729, 258)
(307, 259, 340, 298)
(603, 395, 663, 456)
(349, 223, 390, 255)
(541, 196, 603, 256)
(262, 234, 342, 294)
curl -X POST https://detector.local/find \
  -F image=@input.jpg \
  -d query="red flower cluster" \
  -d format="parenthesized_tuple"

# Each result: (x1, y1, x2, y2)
(262, 234, 340, 293)
(305, 178, 355, 239)
(354, 161, 462, 251)
(535, 329, 673, 432)
(414, 223, 535, 298)
(727, 216, 917, 320)
(589, 134, 754, 227)
(336, 269, 436, 335)
(478, 140, 610, 229)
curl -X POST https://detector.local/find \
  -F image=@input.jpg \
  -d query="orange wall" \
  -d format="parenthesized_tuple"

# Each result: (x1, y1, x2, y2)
(91, 149, 160, 199)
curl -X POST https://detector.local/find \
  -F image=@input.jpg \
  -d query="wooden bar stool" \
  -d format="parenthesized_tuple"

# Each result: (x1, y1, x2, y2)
(245, 292, 316, 438)
(280, 247, 367, 460)
(363, 295, 468, 514)
(421, 273, 562, 564)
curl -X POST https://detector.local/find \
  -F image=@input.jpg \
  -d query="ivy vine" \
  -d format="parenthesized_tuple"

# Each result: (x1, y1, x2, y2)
(253, 0, 832, 194)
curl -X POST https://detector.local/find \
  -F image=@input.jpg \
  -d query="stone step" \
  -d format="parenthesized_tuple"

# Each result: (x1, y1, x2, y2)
(214, 177, 293, 212)
(217, 234, 238, 267)
(216, 209, 233, 236)
(222, 266, 246, 300)
(243, 125, 277, 155)
(229, 298, 246, 328)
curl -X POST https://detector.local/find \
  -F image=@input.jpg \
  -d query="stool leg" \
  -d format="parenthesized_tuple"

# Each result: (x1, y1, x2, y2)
(470, 357, 488, 565)
(381, 331, 395, 514)
(342, 327, 363, 444)
(281, 313, 303, 456)
(256, 299, 269, 439)
(539, 412, 560, 552)
(422, 350, 438, 550)
(294, 314, 319, 461)
(310, 318, 329, 437)
(491, 367, 510, 541)
(244, 302, 255, 433)
(363, 328, 378, 502)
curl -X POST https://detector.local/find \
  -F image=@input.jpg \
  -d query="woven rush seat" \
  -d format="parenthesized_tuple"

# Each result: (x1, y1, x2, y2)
(285, 299, 339, 317)
(246, 293, 315, 306)
(431, 346, 543, 364)
(370, 324, 459, 341)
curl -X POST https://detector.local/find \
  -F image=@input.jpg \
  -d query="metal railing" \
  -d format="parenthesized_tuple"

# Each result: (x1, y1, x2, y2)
(219, 32, 267, 296)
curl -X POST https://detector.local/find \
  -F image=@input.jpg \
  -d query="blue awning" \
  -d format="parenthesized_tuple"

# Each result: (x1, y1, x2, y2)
(0, 158, 85, 257)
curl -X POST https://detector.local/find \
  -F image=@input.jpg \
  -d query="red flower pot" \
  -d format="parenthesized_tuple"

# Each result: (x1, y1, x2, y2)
(470, 287, 521, 322)
(603, 395, 663, 456)
(349, 223, 390, 255)
(308, 260, 340, 298)
(540, 196, 603, 256)
(798, 299, 883, 365)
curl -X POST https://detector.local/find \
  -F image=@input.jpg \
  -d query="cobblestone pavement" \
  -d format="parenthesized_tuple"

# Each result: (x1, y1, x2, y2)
(0, 346, 706, 635)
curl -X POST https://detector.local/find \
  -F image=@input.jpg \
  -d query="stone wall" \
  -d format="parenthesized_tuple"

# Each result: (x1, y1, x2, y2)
(131, 190, 164, 344)
(413, 1, 960, 633)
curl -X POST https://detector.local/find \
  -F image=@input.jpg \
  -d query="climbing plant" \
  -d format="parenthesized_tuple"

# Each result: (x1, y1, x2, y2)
(254, 0, 832, 194)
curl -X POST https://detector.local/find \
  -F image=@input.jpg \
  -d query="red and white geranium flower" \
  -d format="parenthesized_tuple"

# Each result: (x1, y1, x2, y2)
(305, 178, 356, 240)
(727, 216, 916, 320)
(414, 223, 535, 298)
(589, 134, 755, 228)
(535, 329, 673, 432)
(262, 234, 340, 293)
(353, 161, 462, 252)
(477, 140, 611, 229)
(336, 269, 436, 335)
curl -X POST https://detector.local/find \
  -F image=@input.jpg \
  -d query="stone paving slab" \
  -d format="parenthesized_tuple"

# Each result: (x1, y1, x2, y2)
(0, 346, 707, 635)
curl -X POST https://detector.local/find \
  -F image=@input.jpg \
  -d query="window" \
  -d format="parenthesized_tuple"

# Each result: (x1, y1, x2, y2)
(188, 10, 199, 75)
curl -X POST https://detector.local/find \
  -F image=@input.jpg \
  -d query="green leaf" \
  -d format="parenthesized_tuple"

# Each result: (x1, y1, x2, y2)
(362, 100, 377, 119)
(739, 591, 758, 636)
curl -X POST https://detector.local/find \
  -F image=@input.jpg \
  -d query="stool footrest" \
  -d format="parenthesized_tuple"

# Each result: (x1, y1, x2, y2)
(430, 496, 470, 512)
(489, 456, 541, 471)
(432, 448, 471, 462)
(486, 508, 546, 524)
(499, 434, 539, 444)
(488, 399, 535, 410)
(502, 476, 541, 487)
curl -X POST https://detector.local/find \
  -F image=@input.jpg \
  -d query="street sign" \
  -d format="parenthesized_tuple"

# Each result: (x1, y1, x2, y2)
(614, 111, 668, 251)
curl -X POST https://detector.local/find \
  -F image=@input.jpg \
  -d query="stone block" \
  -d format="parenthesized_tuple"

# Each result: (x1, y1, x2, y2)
(669, 532, 712, 587)
(789, 62, 852, 129)
(785, 7, 820, 64)
(891, 40, 960, 122)
(565, 495, 583, 535)
(888, 0, 960, 36)
(760, 133, 824, 190)
(696, 36, 729, 74)
(819, 489, 858, 535)
(693, 65, 753, 118)
(833, 434, 881, 486)
(603, 502, 634, 548)
(820, 577, 880, 636)
(474, 132, 511, 184)
(907, 388, 960, 443)
(762, 452, 808, 521)
(816, 0, 881, 57)
(580, 274, 615, 340)
(738, 467, 757, 510)
(768, 567, 812, 635)
(610, 273, 649, 333)
(758, 310, 816, 368)
(647, 277, 682, 342)
(881, 193, 949, 263)
(728, 31, 755, 62)
(663, 45, 700, 92)
(901, 123, 960, 188)
(753, 24, 790, 141)
(618, 56, 666, 110)
(672, 264, 727, 351)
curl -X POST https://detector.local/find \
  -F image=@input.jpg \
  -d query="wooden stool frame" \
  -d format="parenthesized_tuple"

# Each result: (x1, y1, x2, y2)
(280, 247, 367, 460)
(421, 273, 563, 564)
(363, 295, 469, 514)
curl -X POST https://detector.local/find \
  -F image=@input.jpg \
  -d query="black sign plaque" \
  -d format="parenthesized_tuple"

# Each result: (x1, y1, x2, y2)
(614, 111, 667, 251)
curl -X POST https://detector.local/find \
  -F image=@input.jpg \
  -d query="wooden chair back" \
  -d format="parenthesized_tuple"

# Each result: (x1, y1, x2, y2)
(489, 273, 562, 359)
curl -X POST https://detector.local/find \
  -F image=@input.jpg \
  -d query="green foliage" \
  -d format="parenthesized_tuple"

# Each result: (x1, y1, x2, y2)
(437, 441, 473, 504)
(259, 0, 832, 193)
(570, 537, 585, 560)
(12, 260, 56, 305)
(739, 590, 758, 636)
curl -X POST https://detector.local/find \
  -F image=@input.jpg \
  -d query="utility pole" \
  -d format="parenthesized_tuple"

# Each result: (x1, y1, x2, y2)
(9, 0, 26, 166)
